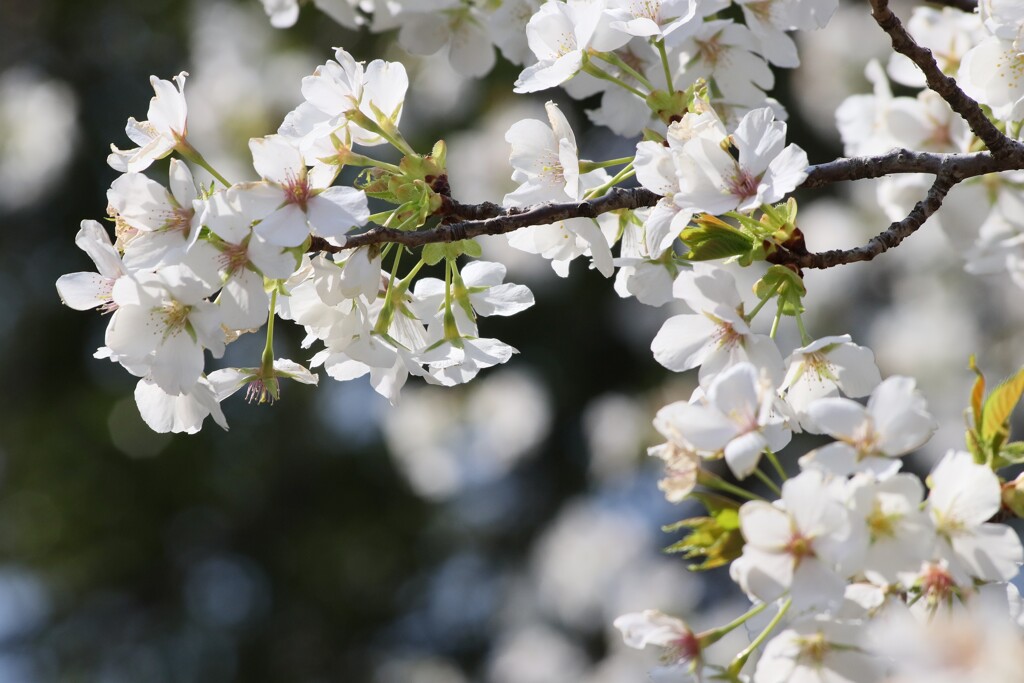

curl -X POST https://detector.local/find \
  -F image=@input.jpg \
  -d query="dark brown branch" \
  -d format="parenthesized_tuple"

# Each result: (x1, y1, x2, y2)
(311, 187, 660, 253)
(308, 148, 1011, 256)
(869, 0, 1020, 159)
(771, 172, 958, 269)
(802, 148, 1014, 188)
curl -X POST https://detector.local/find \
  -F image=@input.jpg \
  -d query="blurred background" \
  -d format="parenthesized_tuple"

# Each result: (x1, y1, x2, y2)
(2, 0, 1024, 680)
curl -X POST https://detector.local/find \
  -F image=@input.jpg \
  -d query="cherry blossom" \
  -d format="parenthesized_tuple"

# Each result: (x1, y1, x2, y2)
(513, 0, 632, 93)
(651, 265, 785, 384)
(245, 135, 370, 247)
(927, 450, 1024, 583)
(56, 220, 128, 313)
(780, 335, 881, 429)
(108, 72, 190, 173)
(731, 469, 857, 609)
(613, 610, 701, 665)
(658, 362, 791, 479)
(799, 376, 936, 478)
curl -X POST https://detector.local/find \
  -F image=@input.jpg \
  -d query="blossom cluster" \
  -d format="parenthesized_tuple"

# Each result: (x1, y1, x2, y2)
(56, 0, 1024, 679)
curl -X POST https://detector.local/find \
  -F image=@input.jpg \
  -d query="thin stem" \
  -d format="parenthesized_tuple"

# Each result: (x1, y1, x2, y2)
(752, 467, 782, 496)
(765, 449, 788, 482)
(745, 279, 783, 323)
(260, 288, 278, 375)
(585, 162, 636, 199)
(582, 61, 648, 99)
(795, 309, 812, 345)
(769, 305, 782, 339)
(580, 156, 634, 172)
(178, 140, 231, 188)
(699, 470, 764, 502)
(699, 602, 769, 647)
(727, 598, 792, 677)
(594, 51, 656, 93)
(656, 38, 675, 91)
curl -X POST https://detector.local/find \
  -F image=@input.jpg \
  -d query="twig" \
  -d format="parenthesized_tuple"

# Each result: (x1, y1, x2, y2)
(869, 0, 1020, 159)
(311, 186, 660, 253)
(770, 172, 958, 270)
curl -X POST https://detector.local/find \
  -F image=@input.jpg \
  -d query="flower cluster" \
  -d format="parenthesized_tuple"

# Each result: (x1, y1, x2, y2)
(58, 0, 1024, 679)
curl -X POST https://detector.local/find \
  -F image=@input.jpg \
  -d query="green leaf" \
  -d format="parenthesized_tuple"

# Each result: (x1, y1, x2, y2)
(459, 239, 482, 258)
(981, 366, 1024, 442)
(969, 355, 985, 432)
(680, 217, 755, 261)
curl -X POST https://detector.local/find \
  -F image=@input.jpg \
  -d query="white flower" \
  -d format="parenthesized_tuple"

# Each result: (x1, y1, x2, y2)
(734, 0, 838, 68)
(676, 106, 808, 215)
(105, 267, 225, 395)
(107, 159, 204, 269)
(513, 0, 631, 93)
(278, 47, 408, 155)
(755, 619, 878, 683)
(134, 376, 228, 434)
(780, 335, 881, 429)
(731, 469, 855, 609)
(605, 0, 705, 41)
(958, 35, 1024, 122)
(613, 610, 701, 664)
(651, 265, 785, 385)
(411, 260, 534, 333)
(245, 135, 370, 247)
(396, 5, 496, 78)
(674, 20, 774, 111)
(260, 0, 363, 29)
(202, 187, 301, 330)
(848, 473, 934, 586)
(503, 102, 616, 277)
(649, 402, 703, 502)
(56, 220, 128, 312)
(799, 376, 936, 478)
(504, 102, 585, 206)
(108, 72, 189, 173)
(660, 362, 791, 479)
(927, 450, 1024, 583)
(208, 358, 318, 404)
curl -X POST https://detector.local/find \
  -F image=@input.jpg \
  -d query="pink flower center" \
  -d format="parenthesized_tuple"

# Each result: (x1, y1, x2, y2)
(727, 168, 760, 201)
(219, 242, 250, 276)
(283, 171, 312, 210)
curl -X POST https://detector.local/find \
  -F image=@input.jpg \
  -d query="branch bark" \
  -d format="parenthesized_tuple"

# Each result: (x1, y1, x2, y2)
(868, 0, 1021, 159)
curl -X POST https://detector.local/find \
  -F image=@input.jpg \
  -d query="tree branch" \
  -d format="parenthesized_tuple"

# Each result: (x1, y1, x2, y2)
(869, 0, 1020, 159)
(770, 172, 958, 269)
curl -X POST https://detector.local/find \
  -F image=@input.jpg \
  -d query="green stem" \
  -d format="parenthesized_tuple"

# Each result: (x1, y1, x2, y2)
(745, 279, 783, 323)
(178, 140, 231, 188)
(579, 156, 634, 172)
(373, 246, 405, 334)
(582, 61, 648, 99)
(594, 51, 657, 92)
(699, 602, 769, 647)
(769, 305, 782, 339)
(656, 38, 675, 91)
(261, 288, 278, 375)
(765, 449, 788, 482)
(795, 309, 812, 345)
(727, 599, 791, 677)
(442, 257, 460, 341)
(753, 467, 782, 496)
(698, 470, 764, 502)
(585, 162, 636, 199)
